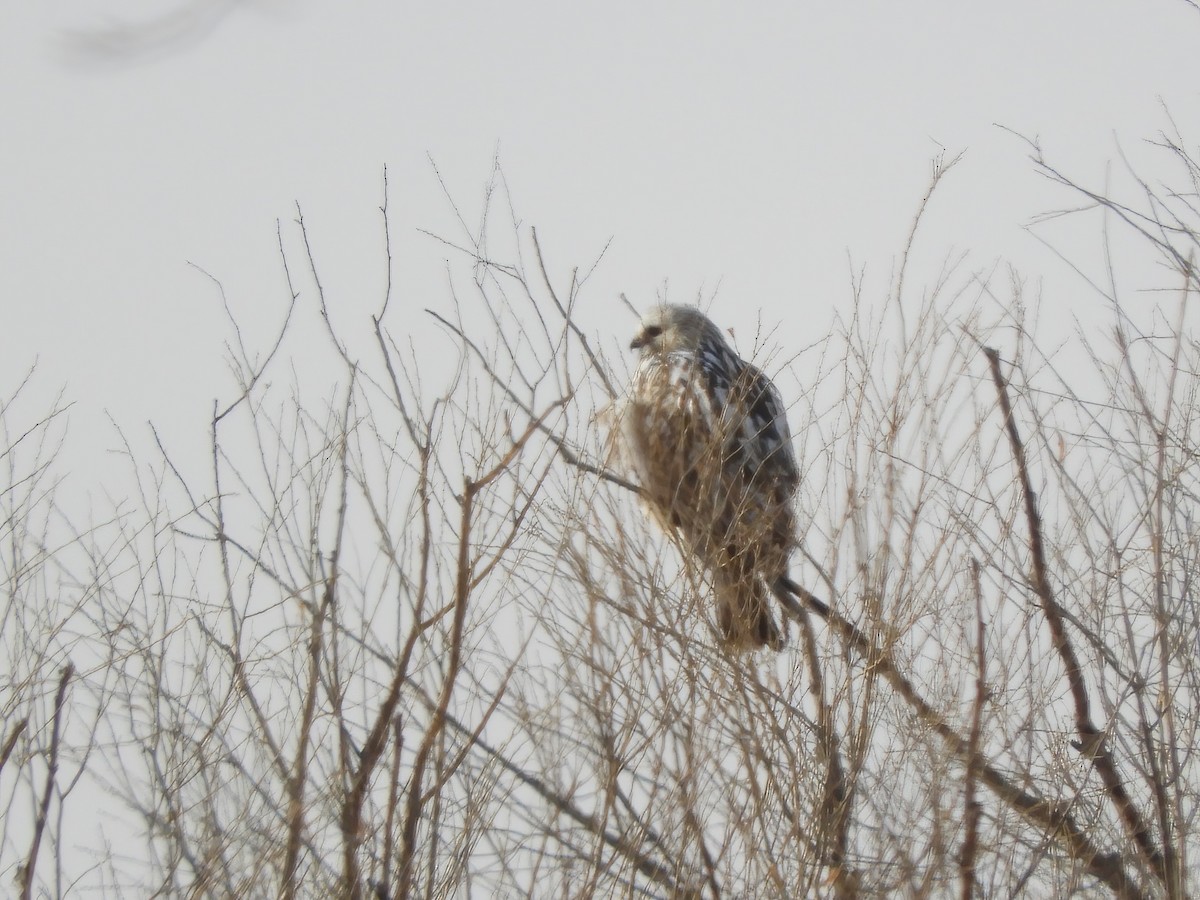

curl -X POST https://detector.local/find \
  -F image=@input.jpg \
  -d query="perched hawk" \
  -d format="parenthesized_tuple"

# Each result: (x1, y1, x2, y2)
(625, 305, 799, 651)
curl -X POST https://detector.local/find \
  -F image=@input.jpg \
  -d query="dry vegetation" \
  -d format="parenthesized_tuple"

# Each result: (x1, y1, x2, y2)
(2, 138, 1199, 898)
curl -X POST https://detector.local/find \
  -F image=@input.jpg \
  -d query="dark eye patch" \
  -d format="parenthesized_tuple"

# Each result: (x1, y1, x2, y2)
(644, 325, 663, 338)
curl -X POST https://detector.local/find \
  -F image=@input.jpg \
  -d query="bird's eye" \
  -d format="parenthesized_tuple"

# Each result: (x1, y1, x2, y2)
(644, 325, 663, 339)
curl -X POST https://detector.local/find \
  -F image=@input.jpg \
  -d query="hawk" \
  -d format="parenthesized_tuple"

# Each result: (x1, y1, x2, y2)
(624, 304, 799, 651)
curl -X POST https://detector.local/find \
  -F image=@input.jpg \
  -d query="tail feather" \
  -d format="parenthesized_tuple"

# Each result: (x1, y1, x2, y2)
(715, 575, 784, 651)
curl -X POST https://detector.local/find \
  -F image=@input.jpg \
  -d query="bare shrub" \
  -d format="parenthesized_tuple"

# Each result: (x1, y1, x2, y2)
(3, 135, 1199, 898)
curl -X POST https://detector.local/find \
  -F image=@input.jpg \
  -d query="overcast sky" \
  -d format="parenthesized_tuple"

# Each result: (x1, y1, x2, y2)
(4, 0, 1199, 491)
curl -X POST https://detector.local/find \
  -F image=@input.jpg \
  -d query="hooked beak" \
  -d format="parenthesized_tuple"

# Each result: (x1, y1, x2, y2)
(630, 324, 660, 351)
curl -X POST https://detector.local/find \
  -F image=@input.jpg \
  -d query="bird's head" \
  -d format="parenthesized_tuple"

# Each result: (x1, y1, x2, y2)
(630, 304, 722, 356)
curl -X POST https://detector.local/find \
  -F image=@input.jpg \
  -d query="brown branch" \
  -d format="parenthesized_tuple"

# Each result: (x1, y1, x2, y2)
(0, 717, 27, 778)
(959, 559, 986, 900)
(393, 393, 567, 897)
(378, 714, 404, 896)
(207, 402, 293, 787)
(677, 720, 722, 899)
(20, 664, 73, 900)
(342, 434, 438, 900)
(985, 346, 1165, 886)
(281, 583, 331, 899)
(1144, 263, 1191, 898)
(283, 382, 355, 898)
(775, 579, 856, 894)
(394, 476, 477, 899)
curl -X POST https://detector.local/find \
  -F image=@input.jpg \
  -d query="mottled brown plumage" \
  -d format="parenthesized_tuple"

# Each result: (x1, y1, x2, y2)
(624, 305, 798, 650)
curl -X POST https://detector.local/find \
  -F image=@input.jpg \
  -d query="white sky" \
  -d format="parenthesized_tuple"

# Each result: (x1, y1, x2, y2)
(4, 0, 1199, 490)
